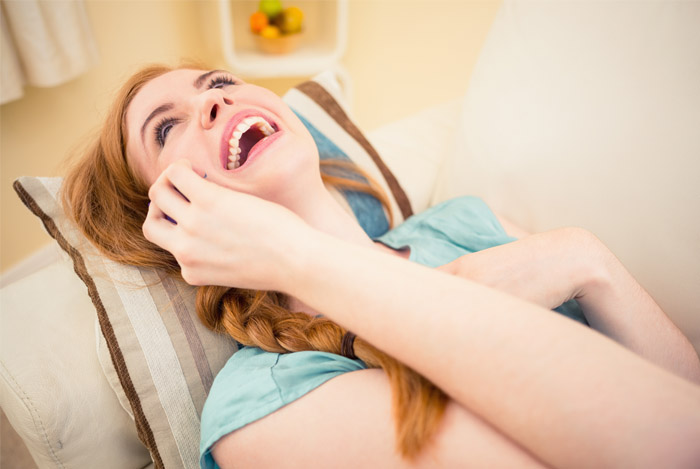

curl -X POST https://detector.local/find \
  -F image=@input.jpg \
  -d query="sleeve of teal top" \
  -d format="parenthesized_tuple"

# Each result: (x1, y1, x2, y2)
(376, 196, 517, 268)
(199, 347, 366, 469)
(375, 196, 588, 325)
(415, 196, 515, 248)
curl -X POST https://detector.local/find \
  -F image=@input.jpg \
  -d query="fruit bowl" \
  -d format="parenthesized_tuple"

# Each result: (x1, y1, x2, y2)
(250, 2, 304, 55)
(253, 31, 303, 55)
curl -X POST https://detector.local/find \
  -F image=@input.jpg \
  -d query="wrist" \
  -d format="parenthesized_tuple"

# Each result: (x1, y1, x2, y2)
(272, 224, 324, 294)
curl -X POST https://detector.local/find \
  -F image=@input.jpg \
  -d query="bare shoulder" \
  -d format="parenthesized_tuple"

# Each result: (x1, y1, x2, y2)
(211, 369, 544, 469)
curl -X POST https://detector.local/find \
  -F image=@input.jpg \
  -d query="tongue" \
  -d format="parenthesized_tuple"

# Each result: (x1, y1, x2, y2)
(238, 127, 266, 166)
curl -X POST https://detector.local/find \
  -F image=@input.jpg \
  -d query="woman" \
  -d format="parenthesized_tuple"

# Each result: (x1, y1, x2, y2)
(64, 64, 700, 468)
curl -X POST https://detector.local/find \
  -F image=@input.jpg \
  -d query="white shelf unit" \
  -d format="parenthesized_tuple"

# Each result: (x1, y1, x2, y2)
(218, 0, 348, 78)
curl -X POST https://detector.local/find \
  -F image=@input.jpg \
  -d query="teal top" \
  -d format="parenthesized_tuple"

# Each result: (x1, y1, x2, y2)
(199, 196, 586, 468)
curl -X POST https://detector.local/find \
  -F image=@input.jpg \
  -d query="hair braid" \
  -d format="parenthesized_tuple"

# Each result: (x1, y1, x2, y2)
(196, 285, 448, 459)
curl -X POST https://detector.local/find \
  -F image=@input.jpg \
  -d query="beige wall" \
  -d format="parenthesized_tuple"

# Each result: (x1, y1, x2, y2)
(0, 0, 501, 272)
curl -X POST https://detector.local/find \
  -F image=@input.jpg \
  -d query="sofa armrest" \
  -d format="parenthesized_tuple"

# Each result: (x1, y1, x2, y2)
(0, 258, 150, 468)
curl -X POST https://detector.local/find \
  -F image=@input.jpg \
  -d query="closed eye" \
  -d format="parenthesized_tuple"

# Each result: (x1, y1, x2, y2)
(208, 75, 237, 89)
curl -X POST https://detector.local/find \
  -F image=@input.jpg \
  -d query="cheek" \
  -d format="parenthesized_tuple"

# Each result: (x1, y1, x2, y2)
(154, 138, 211, 182)
(253, 86, 308, 133)
(126, 146, 157, 188)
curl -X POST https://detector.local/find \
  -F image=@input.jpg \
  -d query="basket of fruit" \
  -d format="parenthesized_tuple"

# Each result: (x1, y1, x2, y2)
(250, 0, 304, 55)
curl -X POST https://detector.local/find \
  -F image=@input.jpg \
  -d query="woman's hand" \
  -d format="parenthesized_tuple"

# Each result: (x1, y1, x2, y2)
(143, 160, 311, 291)
(435, 227, 601, 309)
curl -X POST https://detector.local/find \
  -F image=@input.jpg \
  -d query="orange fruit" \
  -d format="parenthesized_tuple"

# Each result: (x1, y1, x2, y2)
(260, 25, 281, 39)
(250, 11, 268, 33)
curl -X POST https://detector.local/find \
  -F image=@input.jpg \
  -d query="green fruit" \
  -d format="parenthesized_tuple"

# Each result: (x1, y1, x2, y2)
(280, 6, 303, 34)
(259, 0, 283, 19)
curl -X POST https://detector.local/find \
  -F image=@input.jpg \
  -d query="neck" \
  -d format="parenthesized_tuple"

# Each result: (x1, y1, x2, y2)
(300, 189, 375, 247)
(279, 173, 379, 250)
(278, 175, 404, 315)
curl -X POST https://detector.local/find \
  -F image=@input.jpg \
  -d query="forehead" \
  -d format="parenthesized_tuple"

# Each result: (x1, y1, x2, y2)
(126, 69, 203, 125)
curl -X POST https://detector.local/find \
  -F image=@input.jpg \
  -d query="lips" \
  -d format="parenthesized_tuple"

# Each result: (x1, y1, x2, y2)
(220, 110, 280, 171)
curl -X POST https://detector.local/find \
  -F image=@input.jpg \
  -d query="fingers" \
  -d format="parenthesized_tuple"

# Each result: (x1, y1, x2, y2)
(143, 198, 177, 249)
(148, 174, 190, 223)
(162, 159, 212, 205)
(148, 159, 210, 221)
(144, 160, 199, 248)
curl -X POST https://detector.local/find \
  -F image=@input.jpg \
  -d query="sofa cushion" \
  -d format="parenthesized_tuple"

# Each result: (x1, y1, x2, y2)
(432, 0, 700, 351)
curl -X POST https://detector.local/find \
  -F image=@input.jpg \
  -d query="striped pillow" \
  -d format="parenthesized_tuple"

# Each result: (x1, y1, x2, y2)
(14, 176, 233, 468)
(13, 76, 411, 469)
(285, 76, 412, 228)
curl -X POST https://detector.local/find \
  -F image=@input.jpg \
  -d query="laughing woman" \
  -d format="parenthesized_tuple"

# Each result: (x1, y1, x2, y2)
(63, 64, 700, 469)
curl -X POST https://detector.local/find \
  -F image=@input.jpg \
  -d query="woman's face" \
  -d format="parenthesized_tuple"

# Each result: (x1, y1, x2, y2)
(125, 69, 319, 204)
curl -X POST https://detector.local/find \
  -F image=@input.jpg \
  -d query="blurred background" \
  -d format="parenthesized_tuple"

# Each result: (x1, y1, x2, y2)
(0, 0, 501, 274)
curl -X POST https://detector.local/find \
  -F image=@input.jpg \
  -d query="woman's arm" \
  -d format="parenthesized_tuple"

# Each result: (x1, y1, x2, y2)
(436, 227, 700, 384)
(284, 230, 700, 469)
(213, 369, 547, 468)
(146, 163, 700, 468)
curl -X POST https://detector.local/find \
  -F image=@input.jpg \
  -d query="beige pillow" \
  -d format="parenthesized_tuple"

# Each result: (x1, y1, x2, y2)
(12, 75, 411, 468)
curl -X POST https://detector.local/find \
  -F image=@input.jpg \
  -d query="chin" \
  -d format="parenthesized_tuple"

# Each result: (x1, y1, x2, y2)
(217, 136, 321, 205)
(257, 156, 324, 206)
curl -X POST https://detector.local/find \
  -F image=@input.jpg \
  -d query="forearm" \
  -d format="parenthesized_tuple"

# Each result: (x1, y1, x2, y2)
(281, 230, 700, 469)
(443, 227, 700, 383)
(439, 227, 594, 310)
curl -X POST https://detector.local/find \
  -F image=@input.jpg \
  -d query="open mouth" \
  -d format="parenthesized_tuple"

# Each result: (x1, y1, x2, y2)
(226, 116, 279, 170)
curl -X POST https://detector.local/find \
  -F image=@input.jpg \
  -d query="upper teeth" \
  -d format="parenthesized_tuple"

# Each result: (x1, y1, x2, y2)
(227, 116, 275, 170)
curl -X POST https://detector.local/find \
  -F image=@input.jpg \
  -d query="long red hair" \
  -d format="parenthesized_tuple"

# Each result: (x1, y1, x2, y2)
(62, 63, 447, 459)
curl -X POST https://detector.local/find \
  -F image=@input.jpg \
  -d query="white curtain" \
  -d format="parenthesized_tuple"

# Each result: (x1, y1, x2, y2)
(1, 0, 98, 104)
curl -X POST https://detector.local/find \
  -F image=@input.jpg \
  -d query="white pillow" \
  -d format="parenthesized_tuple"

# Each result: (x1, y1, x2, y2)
(433, 0, 700, 351)
(369, 98, 462, 214)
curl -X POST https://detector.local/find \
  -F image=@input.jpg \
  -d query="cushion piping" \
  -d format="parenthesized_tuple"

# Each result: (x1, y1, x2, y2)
(296, 81, 414, 219)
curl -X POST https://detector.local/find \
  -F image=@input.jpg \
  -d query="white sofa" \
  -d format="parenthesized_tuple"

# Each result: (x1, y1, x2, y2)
(2, 1, 699, 467)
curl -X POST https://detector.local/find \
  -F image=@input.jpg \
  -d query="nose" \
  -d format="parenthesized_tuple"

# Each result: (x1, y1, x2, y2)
(198, 91, 234, 129)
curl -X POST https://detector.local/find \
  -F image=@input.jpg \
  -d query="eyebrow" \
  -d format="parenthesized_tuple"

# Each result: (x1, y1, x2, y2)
(140, 103, 174, 146)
